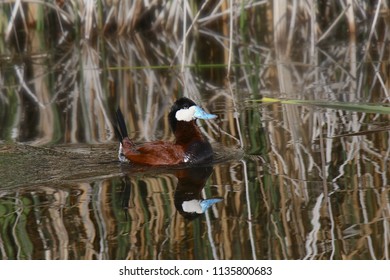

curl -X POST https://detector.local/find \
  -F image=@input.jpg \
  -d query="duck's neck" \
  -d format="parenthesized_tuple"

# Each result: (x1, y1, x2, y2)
(174, 121, 206, 145)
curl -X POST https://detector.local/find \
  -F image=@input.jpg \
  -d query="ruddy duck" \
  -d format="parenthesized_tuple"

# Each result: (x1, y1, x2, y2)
(115, 97, 217, 165)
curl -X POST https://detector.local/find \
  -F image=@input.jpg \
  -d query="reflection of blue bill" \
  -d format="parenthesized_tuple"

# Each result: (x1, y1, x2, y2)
(200, 198, 223, 213)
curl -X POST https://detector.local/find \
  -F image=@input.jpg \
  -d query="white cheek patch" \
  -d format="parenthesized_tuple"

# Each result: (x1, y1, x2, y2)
(175, 105, 196, 122)
(182, 200, 203, 214)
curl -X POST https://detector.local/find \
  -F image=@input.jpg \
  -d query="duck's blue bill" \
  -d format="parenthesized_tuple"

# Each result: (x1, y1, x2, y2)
(194, 106, 217, 120)
(200, 198, 223, 213)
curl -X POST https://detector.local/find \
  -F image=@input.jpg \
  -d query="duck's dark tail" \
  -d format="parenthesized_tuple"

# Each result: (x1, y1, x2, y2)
(115, 108, 128, 143)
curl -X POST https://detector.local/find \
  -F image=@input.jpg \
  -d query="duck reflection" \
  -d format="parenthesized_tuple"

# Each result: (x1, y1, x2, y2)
(174, 166, 222, 220)
(119, 166, 222, 220)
